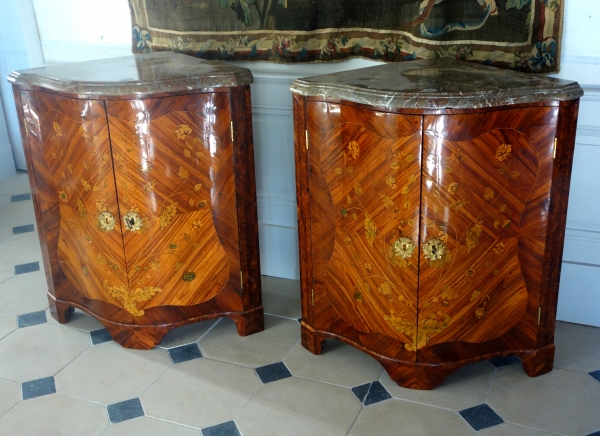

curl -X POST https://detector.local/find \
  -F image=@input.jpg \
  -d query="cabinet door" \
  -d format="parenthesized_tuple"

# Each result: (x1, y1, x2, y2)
(417, 107, 558, 360)
(106, 93, 235, 317)
(20, 91, 128, 304)
(307, 101, 422, 359)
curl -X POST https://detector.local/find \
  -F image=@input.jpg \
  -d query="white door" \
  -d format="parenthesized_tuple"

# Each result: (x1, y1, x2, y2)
(0, 0, 39, 173)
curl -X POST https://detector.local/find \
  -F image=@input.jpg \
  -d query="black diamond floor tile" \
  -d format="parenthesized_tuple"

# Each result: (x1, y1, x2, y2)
(168, 343, 202, 364)
(17, 310, 47, 328)
(489, 356, 521, 368)
(15, 262, 40, 275)
(202, 420, 242, 436)
(22, 376, 56, 400)
(255, 362, 292, 384)
(363, 381, 392, 406)
(351, 383, 371, 403)
(12, 224, 34, 235)
(90, 328, 113, 345)
(107, 398, 145, 424)
(11, 193, 31, 202)
(589, 370, 600, 383)
(351, 381, 391, 406)
(586, 431, 600, 436)
(459, 404, 504, 431)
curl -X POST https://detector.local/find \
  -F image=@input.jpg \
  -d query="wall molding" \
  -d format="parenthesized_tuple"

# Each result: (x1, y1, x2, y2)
(252, 104, 293, 115)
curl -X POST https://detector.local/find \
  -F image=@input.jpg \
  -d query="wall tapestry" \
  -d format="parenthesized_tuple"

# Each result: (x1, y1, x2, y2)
(128, 0, 563, 73)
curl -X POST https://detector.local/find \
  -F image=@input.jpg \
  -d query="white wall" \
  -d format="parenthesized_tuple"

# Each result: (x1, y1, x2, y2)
(28, 0, 600, 326)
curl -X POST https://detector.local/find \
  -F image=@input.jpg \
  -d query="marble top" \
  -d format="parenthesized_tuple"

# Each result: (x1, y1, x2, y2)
(8, 52, 253, 98)
(290, 58, 583, 109)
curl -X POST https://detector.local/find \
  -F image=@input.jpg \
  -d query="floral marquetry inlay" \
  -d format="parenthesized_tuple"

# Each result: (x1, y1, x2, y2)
(103, 280, 162, 316)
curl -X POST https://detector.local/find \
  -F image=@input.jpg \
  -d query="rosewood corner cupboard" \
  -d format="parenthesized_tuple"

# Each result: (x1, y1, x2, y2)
(8, 52, 263, 349)
(291, 58, 583, 389)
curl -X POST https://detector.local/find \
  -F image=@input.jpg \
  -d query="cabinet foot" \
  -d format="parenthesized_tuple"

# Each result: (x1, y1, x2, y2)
(48, 294, 74, 324)
(232, 307, 264, 336)
(103, 324, 170, 350)
(521, 345, 555, 377)
(301, 324, 326, 355)
(379, 360, 459, 390)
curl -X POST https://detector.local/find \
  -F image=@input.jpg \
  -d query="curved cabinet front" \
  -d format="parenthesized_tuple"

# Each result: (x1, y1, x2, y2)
(17, 88, 263, 349)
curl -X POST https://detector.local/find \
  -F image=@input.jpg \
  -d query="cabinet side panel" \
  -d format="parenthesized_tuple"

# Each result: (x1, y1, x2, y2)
(19, 91, 129, 308)
(418, 107, 558, 363)
(307, 101, 422, 361)
(106, 93, 239, 316)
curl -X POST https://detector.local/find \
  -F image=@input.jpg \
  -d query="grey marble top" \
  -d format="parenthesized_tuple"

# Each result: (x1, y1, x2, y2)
(290, 58, 583, 109)
(8, 52, 253, 98)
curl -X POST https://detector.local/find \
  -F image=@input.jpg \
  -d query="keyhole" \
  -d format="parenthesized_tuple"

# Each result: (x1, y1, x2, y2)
(126, 217, 135, 229)
(432, 245, 437, 255)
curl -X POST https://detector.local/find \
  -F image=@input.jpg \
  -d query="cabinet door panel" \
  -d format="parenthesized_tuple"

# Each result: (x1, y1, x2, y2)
(418, 107, 558, 359)
(106, 94, 234, 316)
(308, 102, 422, 357)
(21, 91, 128, 305)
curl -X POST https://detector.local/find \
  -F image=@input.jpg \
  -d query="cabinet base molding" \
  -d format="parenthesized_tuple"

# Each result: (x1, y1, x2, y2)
(301, 323, 554, 390)
(49, 293, 264, 350)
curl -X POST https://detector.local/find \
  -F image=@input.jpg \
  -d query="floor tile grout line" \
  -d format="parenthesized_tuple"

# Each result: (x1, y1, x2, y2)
(135, 413, 203, 431)
(500, 420, 570, 436)
(194, 317, 222, 346)
(262, 312, 300, 321)
(484, 367, 498, 402)
(345, 404, 364, 436)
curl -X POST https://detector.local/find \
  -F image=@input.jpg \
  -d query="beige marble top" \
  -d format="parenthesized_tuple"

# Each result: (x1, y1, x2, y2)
(8, 52, 253, 98)
(290, 58, 583, 109)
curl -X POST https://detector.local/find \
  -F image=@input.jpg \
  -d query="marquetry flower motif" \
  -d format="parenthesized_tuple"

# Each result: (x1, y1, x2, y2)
(81, 265, 89, 276)
(192, 220, 203, 229)
(450, 146, 463, 164)
(168, 243, 179, 252)
(493, 241, 505, 255)
(344, 236, 352, 245)
(470, 290, 481, 301)
(440, 285, 458, 306)
(363, 263, 371, 270)
(484, 187, 495, 202)
(159, 202, 178, 229)
(197, 200, 207, 208)
(380, 194, 394, 209)
(78, 125, 87, 137)
(53, 122, 62, 137)
(466, 222, 482, 253)
(178, 167, 190, 180)
(465, 268, 475, 277)
(451, 199, 467, 211)
(58, 190, 68, 203)
(386, 176, 397, 189)
(364, 217, 377, 247)
(103, 280, 162, 316)
(348, 141, 359, 159)
(143, 180, 156, 192)
(377, 281, 393, 302)
(80, 178, 92, 192)
(182, 271, 196, 282)
(149, 259, 161, 272)
(77, 198, 87, 220)
(495, 143, 512, 161)
(475, 307, 486, 319)
(174, 262, 183, 271)
(354, 182, 363, 196)
(447, 182, 458, 195)
(354, 292, 363, 302)
(175, 124, 192, 140)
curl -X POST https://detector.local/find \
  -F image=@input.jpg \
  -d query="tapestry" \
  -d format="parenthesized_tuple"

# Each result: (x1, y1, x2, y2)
(128, 0, 563, 73)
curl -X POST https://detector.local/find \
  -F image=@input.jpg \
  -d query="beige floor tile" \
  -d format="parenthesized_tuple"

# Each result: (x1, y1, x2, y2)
(284, 339, 384, 387)
(0, 314, 16, 340)
(142, 358, 260, 429)
(0, 232, 42, 266)
(349, 399, 473, 436)
(237, 376, 361, 436)
(198, 315, 299, 367)
(262, 275, 300, 298)
(61, 309, 104, 332)
(488, 365, 600, 436)
(0, 226, 12, 244)
(554, 321, 600, 374)
(0, 270, 48, 317)
(55, 341, 171, 405)
(100, 416, 199, 436)
(477, 423, 562, 435)
(157, 318, 218, 349)
(380, 361, 496, 411)
(0, 378, 20, 418)
(0, 173, 31, 196)
(0, 323, 89, 382)
(0, 393, 108, 436)
(0, 262, 14, 284)
(262, 291, 301, 319)
(0, 201, 36, 228)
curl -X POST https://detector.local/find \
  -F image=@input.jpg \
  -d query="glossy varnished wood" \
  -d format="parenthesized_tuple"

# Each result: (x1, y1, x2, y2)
(13, 83, 263, 349)
(295, 95, 580, 389)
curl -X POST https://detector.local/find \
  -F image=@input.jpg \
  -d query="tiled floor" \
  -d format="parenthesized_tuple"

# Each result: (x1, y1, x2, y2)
(0, 171, 600, 436)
